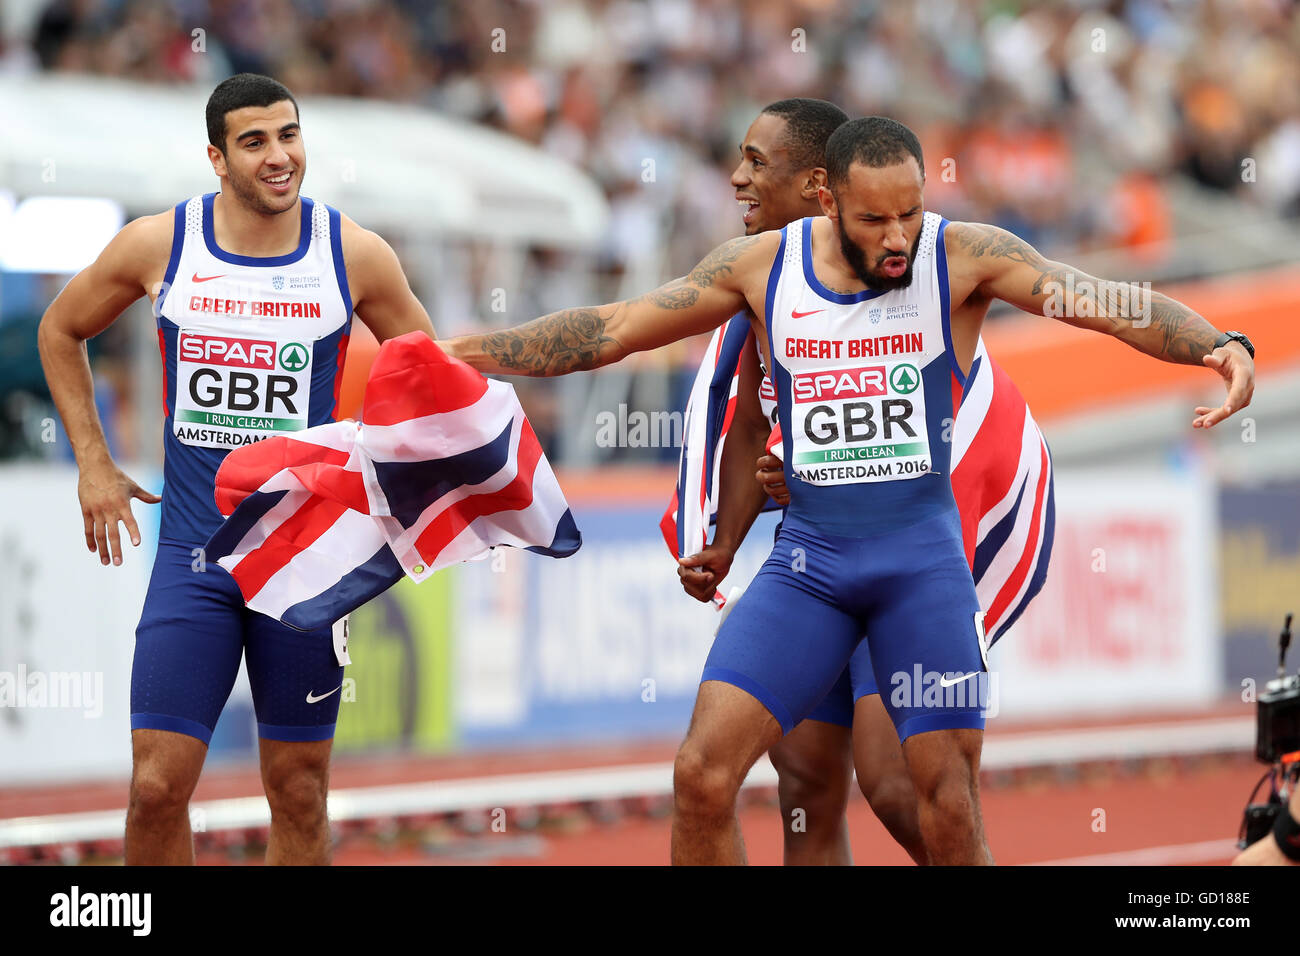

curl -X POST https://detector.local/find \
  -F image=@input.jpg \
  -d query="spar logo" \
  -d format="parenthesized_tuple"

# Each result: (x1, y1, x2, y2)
(180, 334, 275, 369)
(279, 342, 309, 372)
(180, 335, 310, 372)
(889, 363, 920, 395)
(793, 366, 887, 403)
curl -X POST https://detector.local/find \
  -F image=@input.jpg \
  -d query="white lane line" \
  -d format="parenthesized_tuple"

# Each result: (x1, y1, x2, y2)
(0, 715, 1253, 850)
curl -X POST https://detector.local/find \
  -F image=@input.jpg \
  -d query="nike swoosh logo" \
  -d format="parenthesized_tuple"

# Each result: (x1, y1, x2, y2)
(791, 308, 825, 318)
(938, 671, 979, 688)
(192, 272, 225, 283)
(305, 685, 342, 704)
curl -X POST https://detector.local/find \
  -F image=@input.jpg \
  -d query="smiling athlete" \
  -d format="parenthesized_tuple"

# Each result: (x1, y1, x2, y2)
(673, 99, 1055, 865)
(443, 116, 1255, 864)
(39, 73, 436, 864)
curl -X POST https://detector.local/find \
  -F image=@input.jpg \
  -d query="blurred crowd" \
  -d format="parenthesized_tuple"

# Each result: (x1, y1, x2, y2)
(5, 0, 1300, 462)
(17, 0, 1300, 270)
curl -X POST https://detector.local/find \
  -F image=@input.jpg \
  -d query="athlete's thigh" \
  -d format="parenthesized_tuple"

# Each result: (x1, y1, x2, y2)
(770, 714, 854, 785)
(702, 526, 863, 735)
(845, 637, 910, 792)
(131, 542, 246, 745)
(244, 612, 345, 743)
(850, 692, 908, 795)
(681, 679, 784, 784)
(901, 726, 984, 795)
(860, 510, 987, 742)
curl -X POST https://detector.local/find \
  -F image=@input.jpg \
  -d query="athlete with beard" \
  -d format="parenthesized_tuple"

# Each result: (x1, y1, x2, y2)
(38, 73, 436, 864)
(672, 99, 1054, 865)
(442, 116, 1255, 864)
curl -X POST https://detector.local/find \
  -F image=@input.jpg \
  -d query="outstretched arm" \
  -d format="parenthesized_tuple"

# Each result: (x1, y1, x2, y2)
(443, 234, 772, 376)
(947, 222, 1254, 428)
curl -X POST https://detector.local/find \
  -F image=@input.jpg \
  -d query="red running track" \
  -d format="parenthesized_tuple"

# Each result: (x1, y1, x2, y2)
(190, 755, 1257, 866)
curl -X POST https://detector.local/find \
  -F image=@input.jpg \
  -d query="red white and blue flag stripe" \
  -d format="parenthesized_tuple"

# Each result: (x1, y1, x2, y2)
(663, 327, 1053, 646)
(660, 316, 779, 594)
(206, 332, 581, 631)
(949, 337, 1055, 645)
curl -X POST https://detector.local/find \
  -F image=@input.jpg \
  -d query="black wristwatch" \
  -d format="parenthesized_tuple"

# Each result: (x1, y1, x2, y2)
(1214, 331, 1255, 359)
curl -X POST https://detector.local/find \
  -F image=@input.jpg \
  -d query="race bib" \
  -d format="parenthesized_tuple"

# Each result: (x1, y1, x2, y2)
(789, 359, 931, 485)
(173, 332, 312, 449)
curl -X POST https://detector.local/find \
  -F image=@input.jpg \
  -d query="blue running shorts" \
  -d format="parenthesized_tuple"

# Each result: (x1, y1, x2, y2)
(131, 542, 346, 744)
(703, 508, 987, 742)
(803, 644, 878, 728)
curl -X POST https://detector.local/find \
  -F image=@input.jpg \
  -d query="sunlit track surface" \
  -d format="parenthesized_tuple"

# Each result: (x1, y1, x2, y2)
(184, 756, 1256, 866)
(0, 707, 1263, 865)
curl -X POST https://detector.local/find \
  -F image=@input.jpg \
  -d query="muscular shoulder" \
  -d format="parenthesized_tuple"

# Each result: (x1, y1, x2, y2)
(943, 220, 1055, 295)
(113, 210, 174, 264)
(944, 220, 1049, 272)
(337, 213, 402, 301)
(88, 210, 175, 290)
(337, 211, 382, 261)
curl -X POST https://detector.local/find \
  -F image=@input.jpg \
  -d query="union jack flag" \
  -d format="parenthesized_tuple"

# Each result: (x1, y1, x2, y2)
(663, 325, 1053, 645)
(206, 332, 581, 631)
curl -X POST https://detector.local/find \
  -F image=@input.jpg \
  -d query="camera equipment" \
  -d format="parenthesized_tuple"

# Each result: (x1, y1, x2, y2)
(1239, 614, 1299, 849)
(1257, 614, 1299, 761)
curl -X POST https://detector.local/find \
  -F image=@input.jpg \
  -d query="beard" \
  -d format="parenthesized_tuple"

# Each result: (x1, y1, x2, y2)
(226, 162, 300, 216)
(836, 217, 920, 292)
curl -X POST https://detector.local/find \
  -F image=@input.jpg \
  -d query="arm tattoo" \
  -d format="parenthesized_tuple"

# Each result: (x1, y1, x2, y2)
(634, 278, 700, 311)
(475, 235, 759, 375)
(632, 235, 760, 308)
(1143, 295, 1219, 364)
(954, 222, 1219, 365)
(686, 235, 760, 289)
(952, 222, 1073, 295)
(480, 306, 623, 376)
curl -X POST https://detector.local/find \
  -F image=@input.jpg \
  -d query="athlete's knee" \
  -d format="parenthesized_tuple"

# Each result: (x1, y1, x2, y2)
(673, 742, 743, 818)
(862, 770, 918, 833)
(911, 763, 979, 829)
(262, 746, 331, 823)
(128, 768, 193, 821)
(264, 766, 329, 823)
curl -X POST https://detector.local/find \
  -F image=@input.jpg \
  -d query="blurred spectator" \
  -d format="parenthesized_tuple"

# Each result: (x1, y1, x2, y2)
(10, 0, 1300, 463)
(20, 0, 1299, 265)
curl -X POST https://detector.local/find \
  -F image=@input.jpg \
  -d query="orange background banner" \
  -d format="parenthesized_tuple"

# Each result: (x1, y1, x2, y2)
(980, 266, 1300, 421)
(338, 266, 1300, 429)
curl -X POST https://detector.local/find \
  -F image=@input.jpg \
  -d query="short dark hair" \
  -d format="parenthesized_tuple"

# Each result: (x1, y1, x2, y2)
(825, 116, 924, 189)
(759, 98, 849, 170)
(206, 74, 299, 152)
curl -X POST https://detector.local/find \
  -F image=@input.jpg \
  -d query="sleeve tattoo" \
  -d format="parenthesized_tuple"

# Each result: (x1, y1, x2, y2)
(480, 306, 622, 376)
(953, 223, 1219, 365)
(476, 235, 760, 375)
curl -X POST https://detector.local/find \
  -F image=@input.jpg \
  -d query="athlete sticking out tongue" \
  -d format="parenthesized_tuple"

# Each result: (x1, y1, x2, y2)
(443, 116, 1255, 865)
